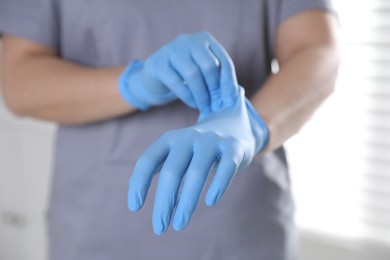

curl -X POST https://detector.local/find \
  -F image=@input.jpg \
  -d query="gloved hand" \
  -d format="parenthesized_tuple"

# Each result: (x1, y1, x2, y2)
(127, 87, 269, 235)
(118, 32, 239, 113)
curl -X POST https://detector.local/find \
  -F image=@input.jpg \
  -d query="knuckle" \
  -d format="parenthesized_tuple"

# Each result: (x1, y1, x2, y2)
(193, 132, 219, 152)
(204, 131, 220, 141)
(198, 31, 212, 40)
(201, 59, 219, 74)
(190, 48, 219, 75)
(184, 128, 201, 139)
(162, 129, 197, 145)
(165, 75, 181, 87)
(161, 130, 175, 140)
(175, 34, 190, 44)
(183, 66, 200, 79)
(221, 137, 244, 154)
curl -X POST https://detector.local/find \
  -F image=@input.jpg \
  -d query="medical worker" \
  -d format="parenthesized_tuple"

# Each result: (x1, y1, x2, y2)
(0, 0, 339, 259)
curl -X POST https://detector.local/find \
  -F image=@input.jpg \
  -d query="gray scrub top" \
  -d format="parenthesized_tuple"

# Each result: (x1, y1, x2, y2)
(0, 0, 334, 259)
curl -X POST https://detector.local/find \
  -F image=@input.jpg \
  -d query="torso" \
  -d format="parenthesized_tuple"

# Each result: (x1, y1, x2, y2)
(48, 1, 296, 259)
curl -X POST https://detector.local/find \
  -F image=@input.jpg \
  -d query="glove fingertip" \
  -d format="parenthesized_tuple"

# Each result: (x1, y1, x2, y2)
(127, 198, 140, 212)
(153, 216, 167, 235)
(205, 196, 216, 207)
(205, 187, 221, 206)
(153, 225, 165, 236)
(172, 216, 186, 232)
(127, 191, 142, 212)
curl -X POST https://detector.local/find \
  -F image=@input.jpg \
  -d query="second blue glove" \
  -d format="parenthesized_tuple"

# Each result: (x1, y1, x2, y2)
(118, 32, 239, 113)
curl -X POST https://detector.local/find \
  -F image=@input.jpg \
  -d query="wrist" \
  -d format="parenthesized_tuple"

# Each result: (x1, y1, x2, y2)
(245, 98, 270, 154)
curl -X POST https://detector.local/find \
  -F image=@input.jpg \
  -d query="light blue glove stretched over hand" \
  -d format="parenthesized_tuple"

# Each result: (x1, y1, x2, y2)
(127, 87, 269, 235)
(118, 32, 239, 113)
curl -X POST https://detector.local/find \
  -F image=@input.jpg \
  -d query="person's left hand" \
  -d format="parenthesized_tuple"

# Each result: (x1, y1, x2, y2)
(127, 87, 269, 234)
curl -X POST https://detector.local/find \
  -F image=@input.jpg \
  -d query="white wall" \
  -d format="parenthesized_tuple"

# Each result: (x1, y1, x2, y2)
(0, 67, 55, 259)
(285, 2, 390, 259)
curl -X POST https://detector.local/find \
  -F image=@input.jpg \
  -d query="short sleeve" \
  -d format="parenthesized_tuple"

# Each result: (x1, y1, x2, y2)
(265, 0, 336, 60)
(0, 0, 59, 51)
(279, 0, 336, 24)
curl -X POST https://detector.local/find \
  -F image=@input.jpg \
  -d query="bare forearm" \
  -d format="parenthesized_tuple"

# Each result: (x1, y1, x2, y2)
(1, 37, 134, 124)
(252, 45, 339, 152)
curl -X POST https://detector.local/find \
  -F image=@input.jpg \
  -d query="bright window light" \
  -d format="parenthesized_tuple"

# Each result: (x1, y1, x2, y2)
(286, 0, 390, 246)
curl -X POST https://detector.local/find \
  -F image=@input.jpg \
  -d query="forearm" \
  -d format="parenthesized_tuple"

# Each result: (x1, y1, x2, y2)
(251, 45, 339, 153)
(1, 37, 134, 124)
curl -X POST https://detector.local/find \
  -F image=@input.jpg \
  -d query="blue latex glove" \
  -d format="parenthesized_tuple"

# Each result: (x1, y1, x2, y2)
(118, 32, 239, 113)
(127, 87, 269, 235)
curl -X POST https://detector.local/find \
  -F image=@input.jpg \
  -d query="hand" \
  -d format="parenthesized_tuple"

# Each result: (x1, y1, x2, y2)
(127, 87, 269, 234)
(118, 32, 239, 113)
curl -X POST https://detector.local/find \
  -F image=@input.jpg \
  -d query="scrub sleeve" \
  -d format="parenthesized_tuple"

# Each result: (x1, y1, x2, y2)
(0, 0, 335, 259)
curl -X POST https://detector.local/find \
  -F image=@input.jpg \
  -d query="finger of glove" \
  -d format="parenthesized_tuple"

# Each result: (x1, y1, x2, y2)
(191, 45, 221, 111)
(156, 59, 197, 108)
(205, 140, 244, 206)
(143, 50, 170, 94)
(172, 140, 218, 231)
(144, 52, 197, 108)
(128, 138, 170, 212)
(209, 39, 239, 109)
(169, 47, 211, 113)
(153, 145, 193, 235)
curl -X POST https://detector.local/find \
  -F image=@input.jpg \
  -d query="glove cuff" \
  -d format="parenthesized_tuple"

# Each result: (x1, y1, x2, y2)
(118, 60, 151, 111)
(245, 98, 270, 154)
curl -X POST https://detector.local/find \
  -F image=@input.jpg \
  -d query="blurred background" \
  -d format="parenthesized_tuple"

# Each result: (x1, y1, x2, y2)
(0, 1, 389, 259)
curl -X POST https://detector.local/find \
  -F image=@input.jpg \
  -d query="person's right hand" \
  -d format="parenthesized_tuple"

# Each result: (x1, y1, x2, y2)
(118, 32, 239, 114)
